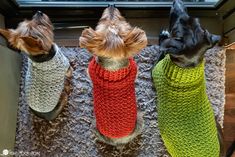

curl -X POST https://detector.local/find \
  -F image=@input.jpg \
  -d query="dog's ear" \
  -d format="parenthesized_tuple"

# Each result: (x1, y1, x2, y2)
(20, 36, 42, 48)
(203, 29, 221, 48)
(169, 0, 188, 32)
(208, 33, 221, 46)
(124, 27, 147, 57)
(0, 28, 13, 41)
(79, 28, 104, 54)
(159, 30, 170, 46)
(17, 36, 45, 55)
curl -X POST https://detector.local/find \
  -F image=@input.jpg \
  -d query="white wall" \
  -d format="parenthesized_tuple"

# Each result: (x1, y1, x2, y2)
(0, 13, 22, 154)
(0, 13, 6, 46)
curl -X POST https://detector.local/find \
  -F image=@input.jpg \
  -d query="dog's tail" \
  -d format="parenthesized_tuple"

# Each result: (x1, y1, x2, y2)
(226, 141, 235, 157)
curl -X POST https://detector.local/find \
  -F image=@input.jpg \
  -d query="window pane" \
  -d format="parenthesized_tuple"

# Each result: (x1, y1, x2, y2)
(15, 0, 221, 7)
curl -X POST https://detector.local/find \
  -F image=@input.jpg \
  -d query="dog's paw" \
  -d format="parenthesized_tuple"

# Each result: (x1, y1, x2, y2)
(159, 30, 170, 45)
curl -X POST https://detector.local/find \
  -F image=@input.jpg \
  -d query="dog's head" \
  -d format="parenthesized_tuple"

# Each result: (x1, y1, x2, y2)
(160, 0, 221, 67)
(79, 6, 147, 59)
(0, 11, 54, 56)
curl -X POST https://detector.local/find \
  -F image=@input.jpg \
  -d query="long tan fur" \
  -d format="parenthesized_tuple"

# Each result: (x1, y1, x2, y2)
(80, 6, 147, 145)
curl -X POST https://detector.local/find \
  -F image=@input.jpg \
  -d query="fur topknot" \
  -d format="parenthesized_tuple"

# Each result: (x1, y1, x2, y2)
(79, 6, 147, 59)
(0, 11, 54, 56)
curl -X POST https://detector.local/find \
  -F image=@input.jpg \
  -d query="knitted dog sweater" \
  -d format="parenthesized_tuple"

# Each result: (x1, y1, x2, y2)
(152, 55, 220, 157)
(25, 44, 70, 113)
(88, 57, 137, 138)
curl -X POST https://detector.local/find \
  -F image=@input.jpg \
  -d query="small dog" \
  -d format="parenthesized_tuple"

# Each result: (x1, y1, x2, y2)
(152, 0, 222, 156)
(79, 6, 147, 146)
(159, 0, 220, 68)
(0, 11, 72, 121)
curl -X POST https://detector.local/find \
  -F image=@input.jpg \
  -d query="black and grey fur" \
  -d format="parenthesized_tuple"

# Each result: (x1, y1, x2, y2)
(159, 0, 220, 68)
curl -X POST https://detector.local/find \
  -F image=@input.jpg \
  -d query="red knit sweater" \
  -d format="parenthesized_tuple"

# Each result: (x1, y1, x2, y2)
(88, 57, 138, 138)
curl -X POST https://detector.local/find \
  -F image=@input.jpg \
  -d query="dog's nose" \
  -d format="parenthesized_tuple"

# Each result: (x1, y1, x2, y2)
(36, 11, 43, 16)
(108, 4, 115, 8)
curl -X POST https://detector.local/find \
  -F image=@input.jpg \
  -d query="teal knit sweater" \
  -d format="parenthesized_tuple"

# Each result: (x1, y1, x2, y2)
(152, 55, 220, 157)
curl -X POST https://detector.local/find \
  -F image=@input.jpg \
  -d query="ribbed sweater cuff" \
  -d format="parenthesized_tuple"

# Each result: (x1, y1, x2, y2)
(161, 55, 205, 85)
(31, 44, 69, 71)
(90, 57, 135, 82)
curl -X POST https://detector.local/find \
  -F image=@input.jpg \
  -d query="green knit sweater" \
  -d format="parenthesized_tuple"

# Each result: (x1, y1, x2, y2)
(152, 55, 220, 157)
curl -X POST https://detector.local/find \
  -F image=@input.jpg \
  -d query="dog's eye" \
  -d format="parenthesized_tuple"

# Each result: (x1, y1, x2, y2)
(175, 37, 183, 42)
(30, 36, 38, 40)
(203, 29, 209, 35)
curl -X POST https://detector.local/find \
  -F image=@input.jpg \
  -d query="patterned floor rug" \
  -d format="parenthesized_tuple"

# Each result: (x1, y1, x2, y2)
(14, 45, 225, 157)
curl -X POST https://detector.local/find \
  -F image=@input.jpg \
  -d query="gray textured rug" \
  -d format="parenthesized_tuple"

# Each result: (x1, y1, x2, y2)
(15, 45, 225, 157)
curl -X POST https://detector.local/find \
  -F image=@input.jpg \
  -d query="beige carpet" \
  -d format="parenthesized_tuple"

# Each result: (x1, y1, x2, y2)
(14, 45, 225, 157)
